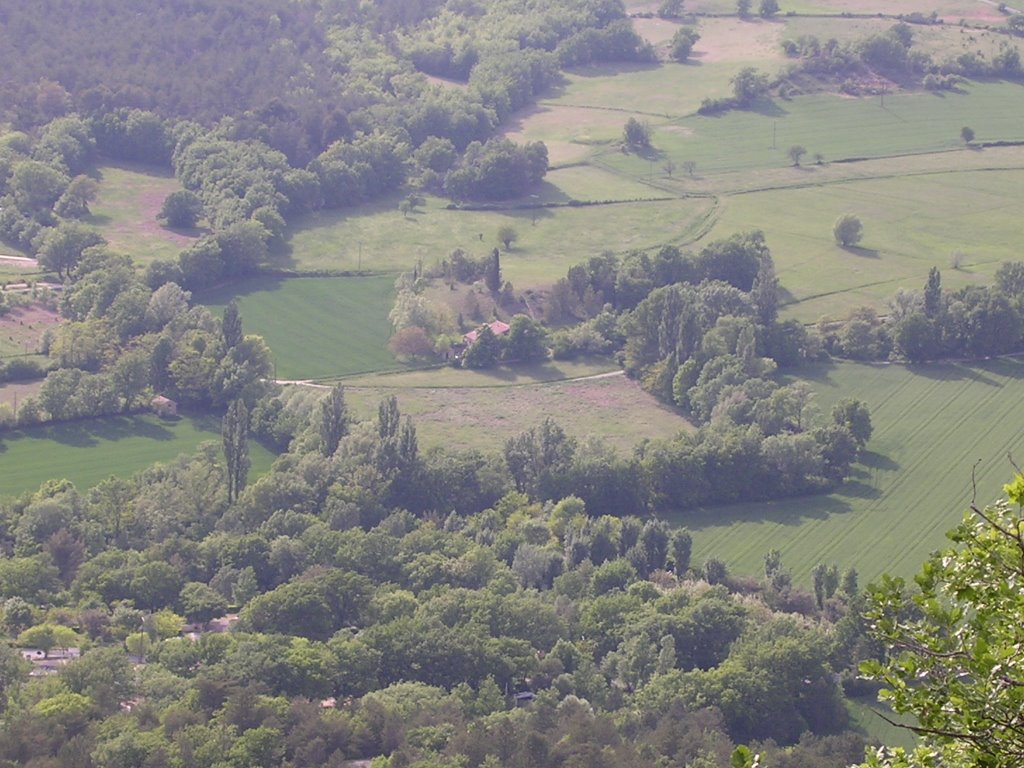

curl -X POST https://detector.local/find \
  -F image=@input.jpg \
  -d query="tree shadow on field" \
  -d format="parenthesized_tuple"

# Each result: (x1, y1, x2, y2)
(195, 275, 288, 305)
(904, 361, 1001, 386)
(860, 450, 899, 472)
(748, 98, 789, 118)
(43, 416, 177, 448)
(683, 493, 855, 530)
(840, 245, 880, 258)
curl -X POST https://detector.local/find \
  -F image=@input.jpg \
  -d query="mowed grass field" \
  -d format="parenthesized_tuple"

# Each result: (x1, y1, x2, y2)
(602, 81, 1024, 179)
(708, 167, 1024, 321)
(278, 196, 718, 287)
(0, 413, 277, 498)
(87, 163, 200, 264)
(343, 369, 693, 452)
(200, 275, 404, 380)
(679, 356, 1024, 586)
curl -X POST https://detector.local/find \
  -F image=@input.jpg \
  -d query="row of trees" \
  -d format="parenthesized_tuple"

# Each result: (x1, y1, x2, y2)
(823, 262, 1024, 362)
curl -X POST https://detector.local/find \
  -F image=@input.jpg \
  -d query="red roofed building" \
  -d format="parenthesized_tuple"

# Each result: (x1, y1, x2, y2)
(463, 320, 510, 346)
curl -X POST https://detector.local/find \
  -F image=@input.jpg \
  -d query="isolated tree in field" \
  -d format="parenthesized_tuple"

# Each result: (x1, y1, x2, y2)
(833, 213, 863, 247)
(737, 0, 752, 17)
(683, 159, 697, 177)
(159, 190, 203, 228)
(759, 0, 780, 17)
(222, 398, 250, 504)
(319, 383, 349, 457)
(960, 125, 975, 145)
(788, 144, 807, 166)
(623, 117, 652, 148)
(731, 67, 770, 104)
(497, 225, 518, 252)
(662, 159, 677, 177)
(669, 27, 701, 61)
(858, 478, 1024, 768)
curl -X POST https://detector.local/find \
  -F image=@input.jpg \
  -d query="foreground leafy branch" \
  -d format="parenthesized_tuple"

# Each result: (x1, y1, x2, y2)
(858, 475, 1024, 768)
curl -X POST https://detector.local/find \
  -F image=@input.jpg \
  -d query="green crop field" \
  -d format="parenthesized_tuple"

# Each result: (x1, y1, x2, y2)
(678, 356, 1024, 586)
(200, 275, 404, 380)
(87, 163, 200, 264)
(0, 413, 277, 498)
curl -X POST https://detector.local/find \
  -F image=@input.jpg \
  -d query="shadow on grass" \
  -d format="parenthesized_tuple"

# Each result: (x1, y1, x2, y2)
(196, 275, 290, 304)
(749, 98, 789, 118)
(40, 416, 178, 447)
(683, 492, 856, 530)
(860, 450, 899, 472)
(904, 361, 1002, 385)
(840, 244, 880, 258)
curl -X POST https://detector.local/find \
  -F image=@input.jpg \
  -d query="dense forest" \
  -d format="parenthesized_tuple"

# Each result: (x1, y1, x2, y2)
(4, 1, 1022, 766)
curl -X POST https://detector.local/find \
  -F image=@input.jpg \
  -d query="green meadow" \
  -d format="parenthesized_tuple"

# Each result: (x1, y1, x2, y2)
(88, 163, 199, 264)
(0, 413, 276, 498)
(200, 275, 404, 380)
(680, 356, 1024, 586)
(277, 196, 717, 287)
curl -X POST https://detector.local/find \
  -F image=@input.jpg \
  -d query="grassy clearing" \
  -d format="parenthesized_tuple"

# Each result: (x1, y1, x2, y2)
(0, 379, 44, 410)
(676, 356, 1024, 586)
(343, 370, 692, 453)
(279, 196, 717, 287)
(706, 168, 1024, 321)
(200, 275, 403, 381)
(87, 163, 200, 264)
(0, 413, 277, 498)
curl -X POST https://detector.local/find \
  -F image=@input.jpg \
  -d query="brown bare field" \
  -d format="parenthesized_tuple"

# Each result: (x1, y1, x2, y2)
(692, 17, 786, 64)
(344, 371, 693, 452)
(0, 302, 60, 357)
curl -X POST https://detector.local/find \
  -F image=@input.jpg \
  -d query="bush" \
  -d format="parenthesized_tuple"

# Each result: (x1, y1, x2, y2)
(0, 358, 47, 383)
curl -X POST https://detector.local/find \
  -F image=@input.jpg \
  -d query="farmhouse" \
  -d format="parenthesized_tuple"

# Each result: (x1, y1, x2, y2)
(463, 320, 510, 346)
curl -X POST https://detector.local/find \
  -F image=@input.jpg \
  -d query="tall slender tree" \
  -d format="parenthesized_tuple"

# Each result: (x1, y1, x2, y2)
(222, 398, 250, 504)
(222, 300, 244, 348)
(923, 266, 942, 319)
(319, 383, 349, 457)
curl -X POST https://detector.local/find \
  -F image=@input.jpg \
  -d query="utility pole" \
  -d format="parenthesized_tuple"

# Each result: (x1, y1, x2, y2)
(772, 121, 776, 149)
(358, 241, 362, 271)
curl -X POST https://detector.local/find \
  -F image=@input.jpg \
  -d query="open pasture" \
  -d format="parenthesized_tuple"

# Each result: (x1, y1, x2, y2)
(343, 369, 693, 453)
(88, 163, 199, 264)
(680, 356, 1024, 585)
(600, 81, 1024, 178)
(200, 275, 402, 381)
(0, 413, 277, 498)
(706, 167, 1024, 320)
(281, 195, 717, 287)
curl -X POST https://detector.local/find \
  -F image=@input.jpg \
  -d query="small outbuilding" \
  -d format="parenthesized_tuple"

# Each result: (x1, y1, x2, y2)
(151, 395, 178, 418)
